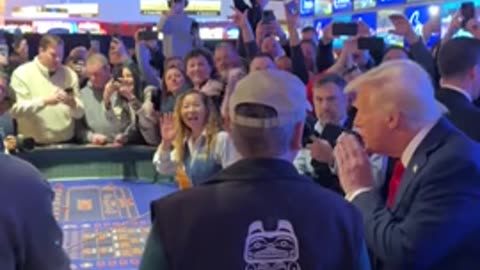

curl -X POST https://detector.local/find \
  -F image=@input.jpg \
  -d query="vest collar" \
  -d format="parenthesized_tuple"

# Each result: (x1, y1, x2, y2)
(207, 158, 307, 184)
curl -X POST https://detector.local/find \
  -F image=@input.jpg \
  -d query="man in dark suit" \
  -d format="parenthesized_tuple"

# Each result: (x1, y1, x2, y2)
(140, 70, 371, 270)
(0, 155, 71, 270)
(436, 37, 480, 141)
(334, 59, 480, 270)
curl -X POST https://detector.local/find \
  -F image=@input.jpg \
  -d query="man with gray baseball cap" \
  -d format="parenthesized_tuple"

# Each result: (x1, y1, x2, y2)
(140, 70, 370, 270)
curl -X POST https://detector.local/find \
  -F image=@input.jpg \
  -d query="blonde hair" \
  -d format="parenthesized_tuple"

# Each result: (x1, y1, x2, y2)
(345, 59, 442, 129)
(172, 91, 222, 164)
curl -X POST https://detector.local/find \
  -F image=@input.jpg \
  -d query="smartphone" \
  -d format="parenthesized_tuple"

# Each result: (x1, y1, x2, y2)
(332, 22, 358, 36)
(321, 123, 363, 147)
(138, 30, 159, 41)
(461, 2, 476, 27)
(64, 87, 74, 94)
(358, 37, 385, 51)
(262, 10, 276, 24)
(285, 0, 298, 15)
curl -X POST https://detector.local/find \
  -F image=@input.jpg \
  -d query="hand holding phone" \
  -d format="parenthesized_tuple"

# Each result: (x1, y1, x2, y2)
(138, 30, 159, 41)
(61, 88, 76, 107)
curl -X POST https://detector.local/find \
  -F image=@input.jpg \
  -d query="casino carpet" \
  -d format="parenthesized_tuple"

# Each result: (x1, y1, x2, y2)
(51, 179, 177, 270)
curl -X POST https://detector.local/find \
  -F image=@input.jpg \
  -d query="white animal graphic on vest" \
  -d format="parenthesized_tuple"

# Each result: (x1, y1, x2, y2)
(243, 220, 301, 270)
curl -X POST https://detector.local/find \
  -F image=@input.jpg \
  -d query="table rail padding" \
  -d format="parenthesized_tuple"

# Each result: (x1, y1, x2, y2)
(17, 146, 173, 182)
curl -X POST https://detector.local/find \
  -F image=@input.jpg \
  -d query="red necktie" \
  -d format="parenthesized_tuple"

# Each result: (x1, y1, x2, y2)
(386, 160, 406, 208)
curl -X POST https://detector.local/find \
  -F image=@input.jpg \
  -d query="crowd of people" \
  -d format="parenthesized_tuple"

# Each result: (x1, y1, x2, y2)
(1, 0, 480, 269)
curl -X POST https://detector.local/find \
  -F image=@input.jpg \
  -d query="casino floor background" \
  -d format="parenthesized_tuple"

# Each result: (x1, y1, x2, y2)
(19, 146, 177, 270)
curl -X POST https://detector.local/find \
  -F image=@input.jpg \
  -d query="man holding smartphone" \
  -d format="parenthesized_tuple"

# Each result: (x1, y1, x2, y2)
(9, 34, 84, 145)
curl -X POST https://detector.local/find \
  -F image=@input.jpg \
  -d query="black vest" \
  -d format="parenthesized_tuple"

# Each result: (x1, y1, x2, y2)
(150, 158, 365, 270)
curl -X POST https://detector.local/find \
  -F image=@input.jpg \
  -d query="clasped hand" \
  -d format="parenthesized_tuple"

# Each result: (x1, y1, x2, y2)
(333, 133, 374, 195)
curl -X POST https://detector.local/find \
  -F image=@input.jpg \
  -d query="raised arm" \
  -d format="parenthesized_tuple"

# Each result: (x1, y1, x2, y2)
(284, 1, 309, 83)
(316, 23, 336, 72)
(153, 113, 177, 175)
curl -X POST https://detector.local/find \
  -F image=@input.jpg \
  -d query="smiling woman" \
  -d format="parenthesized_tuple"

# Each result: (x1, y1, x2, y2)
(153, 91, 240, 187)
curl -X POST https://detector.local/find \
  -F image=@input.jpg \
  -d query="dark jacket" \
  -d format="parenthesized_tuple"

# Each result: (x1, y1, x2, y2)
(436, 87, 480, 142)
(145, 158, 369, 270)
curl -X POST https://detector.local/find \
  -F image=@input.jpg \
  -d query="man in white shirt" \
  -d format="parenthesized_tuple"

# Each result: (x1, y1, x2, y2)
(334, 59, 480, 270)
(158, 0, 194, 59)
(9, 34, 84, 145)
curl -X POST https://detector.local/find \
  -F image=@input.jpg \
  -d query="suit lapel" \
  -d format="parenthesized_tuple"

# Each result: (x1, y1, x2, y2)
(391, 118, 452, 213)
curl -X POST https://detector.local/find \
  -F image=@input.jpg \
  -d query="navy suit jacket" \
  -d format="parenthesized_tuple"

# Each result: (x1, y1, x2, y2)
(436, 88, 480, 142)
(353, 118, 480, 270)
